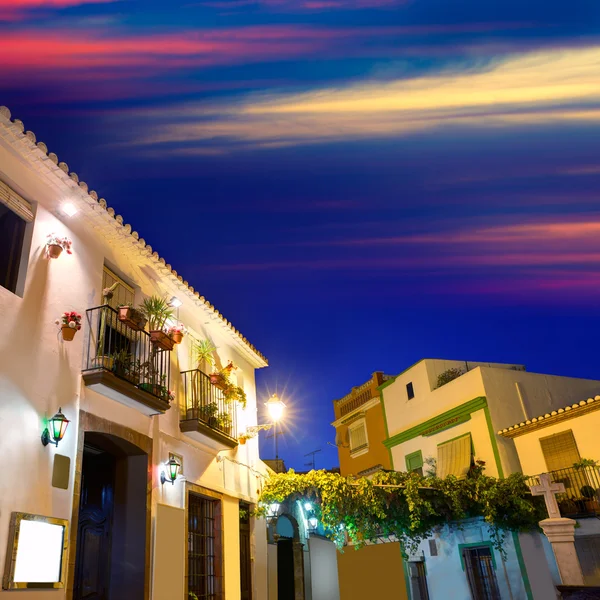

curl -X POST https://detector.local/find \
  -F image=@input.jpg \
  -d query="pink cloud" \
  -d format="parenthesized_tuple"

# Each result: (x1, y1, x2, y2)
(0, 0, 115, 21)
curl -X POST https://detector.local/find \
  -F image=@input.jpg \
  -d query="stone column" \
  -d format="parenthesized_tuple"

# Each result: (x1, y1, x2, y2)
(539, 518, 584, 586)
(292, 541, 305, 600)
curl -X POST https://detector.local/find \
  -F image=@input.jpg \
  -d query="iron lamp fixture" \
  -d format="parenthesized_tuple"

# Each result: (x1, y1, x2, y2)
(267, 502, 280, 523)
(160, 455, 181, 485)
(41, 407, 70, 447)
(308, 516, 318, 531)
(265, 393, 286, 422)
(169, 296, 182, 308)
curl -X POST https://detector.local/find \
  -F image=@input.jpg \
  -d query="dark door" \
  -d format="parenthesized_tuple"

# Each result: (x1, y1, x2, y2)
(462, 546, 501, 600)
(240, 504, 252, 600)
(277, 538, 295, 600)
(74, 447, 116, 600)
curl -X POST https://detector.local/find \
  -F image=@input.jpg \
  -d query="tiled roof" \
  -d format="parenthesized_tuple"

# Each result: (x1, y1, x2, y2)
(0, 106, 268, 367)
(498, 395, 600, 438)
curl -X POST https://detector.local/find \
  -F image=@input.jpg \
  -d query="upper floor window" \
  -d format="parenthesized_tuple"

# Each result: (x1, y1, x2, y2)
(540, 430, 580, 472)
(437, 433, 472, 479)
(405, 450, 424, 476)
(406, 382, 415, 400)
(0, 180, 33, 295)
(349, 420, 368, 455)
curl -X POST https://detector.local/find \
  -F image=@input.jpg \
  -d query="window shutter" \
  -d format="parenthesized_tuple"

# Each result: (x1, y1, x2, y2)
(349, 422, 367, 452)
(0, 179, 34, 222)
(540, 430, 581, 471)
(437, 434, 472, 479)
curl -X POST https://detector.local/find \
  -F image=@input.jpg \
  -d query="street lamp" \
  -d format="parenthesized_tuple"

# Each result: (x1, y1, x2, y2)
(265, 394, 286, 461)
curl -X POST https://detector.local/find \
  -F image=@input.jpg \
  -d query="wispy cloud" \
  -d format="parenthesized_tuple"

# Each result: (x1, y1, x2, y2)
(125, 45, 600, 152)
(0, 0, 116, 21)
(199, 0, 406, 11)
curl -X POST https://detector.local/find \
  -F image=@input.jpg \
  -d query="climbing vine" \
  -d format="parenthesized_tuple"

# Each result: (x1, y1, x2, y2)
(256, 463, 546, 556)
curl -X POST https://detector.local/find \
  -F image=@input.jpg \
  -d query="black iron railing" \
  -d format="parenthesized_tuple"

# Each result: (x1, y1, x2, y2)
(181, 369, 237, 439)
(83, 305, 171, 403)
(527, 466, 600, 518)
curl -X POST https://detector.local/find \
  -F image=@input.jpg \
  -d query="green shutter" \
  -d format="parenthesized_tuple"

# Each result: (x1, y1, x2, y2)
(405, 450, 423, 472)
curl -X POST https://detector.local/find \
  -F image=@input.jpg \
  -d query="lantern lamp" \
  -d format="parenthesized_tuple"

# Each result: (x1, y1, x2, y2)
(41, 408, 70, 447)
(308, 516, 318, 530)
(160, 456, 181, 485)
(265, 394, 286, 422)
(267, 502, 280, 522)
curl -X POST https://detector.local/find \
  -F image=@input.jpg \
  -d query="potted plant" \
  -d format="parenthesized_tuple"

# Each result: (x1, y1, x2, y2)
(57, 311, 81, 341)
(117, 304, 147, 331)
(238, 424, 271, 445)
(168, 323, 186, 345)
(223, 383, 247, 409)
(210, 361, 236, 390)
(46, 233, 73, 259)
(112, 350, 139, 384)
(199, 402, 220, 427)
(580, 485, 600, 512)
(239, 433, 251, 445)
(217, 412, 232, 434)
(139, 296, 174, 351)
(195, 339, 216, 369)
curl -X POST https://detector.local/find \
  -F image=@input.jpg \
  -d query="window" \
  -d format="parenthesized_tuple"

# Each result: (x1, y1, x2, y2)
(188, 493, 222, 600)
(437, 434, 472, 479)
(408, 561, 430, 600)
(461, 545, 501, 600)
(0, 179, 33, 294)
(405, 450, 424, 476)
(348, 420, 368, 454)
(540, 430, 581, 472)
(406, 382, 415, 400)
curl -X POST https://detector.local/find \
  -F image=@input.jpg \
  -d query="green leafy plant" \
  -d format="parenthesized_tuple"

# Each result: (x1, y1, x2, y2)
(224, 383, 247, 409)
(573, 458, 598, 470)
(201, 402, 219, 421)
(436, 368, 464, 389)
(139, 296, 173, 332)
(195, 339, 216, 367)
(217, 412, 232, 430)
(580, 485, 597, 499)
(256, 466, 546, 556)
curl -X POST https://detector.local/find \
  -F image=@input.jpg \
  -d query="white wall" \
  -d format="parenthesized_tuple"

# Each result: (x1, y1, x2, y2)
(308, 537, 340, 600)
(0, 116, 268, 598)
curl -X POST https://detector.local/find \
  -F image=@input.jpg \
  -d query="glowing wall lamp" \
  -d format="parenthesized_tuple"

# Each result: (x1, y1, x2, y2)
(308, 516, 318, 531)
(61, 202, 78, 217)
(265, 394, 286, 422)
(169, 296, 182, 308)
(41, 408, 70, 447)
(160, 456, 181, 485)
(267, 502, 280, 523)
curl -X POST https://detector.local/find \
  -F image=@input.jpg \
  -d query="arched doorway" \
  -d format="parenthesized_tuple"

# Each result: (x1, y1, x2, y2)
(275, 514, 304, 600)
(72, 425, 149, 600)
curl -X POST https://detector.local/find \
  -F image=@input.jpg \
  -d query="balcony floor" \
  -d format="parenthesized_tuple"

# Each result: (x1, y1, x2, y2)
(180, 418, 238, 451)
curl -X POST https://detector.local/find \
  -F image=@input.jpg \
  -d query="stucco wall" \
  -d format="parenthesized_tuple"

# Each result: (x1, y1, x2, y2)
(0, 123, 268, 598)
(308, 537, 340, 600)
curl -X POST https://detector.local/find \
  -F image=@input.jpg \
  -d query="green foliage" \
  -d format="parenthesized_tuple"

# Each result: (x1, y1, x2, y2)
(224, 383, 247, 408)
(139, 296, 173, 331)
(573, 458, 598, 470)
(195, 339, 216, 367)
(436, 368, 464, 389)
(257, 467, 546, 556)
(580, 485, 597, 499)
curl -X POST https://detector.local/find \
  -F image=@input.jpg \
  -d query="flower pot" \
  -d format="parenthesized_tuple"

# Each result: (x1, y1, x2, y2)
(171, 331, 184, 344)
(95, 355, 114, 370)
(138, 382, 165, 398)
(585, 500, 600, 513)
(47, 244, 63, 259)
(118, 307, 147, 331)
(150, 330, 175, 351)
(208, 416, 219, 429)
(186, 408, 199, 420)
(210, 373, 227, 390)
(61, 325, 76, 341)
(239, 437, 247, 445)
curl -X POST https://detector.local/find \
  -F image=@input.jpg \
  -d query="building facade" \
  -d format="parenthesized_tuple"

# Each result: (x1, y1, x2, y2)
(380, 358, 600, 600)
(499, 394, 600, 586)
(0, 106, 270, 600)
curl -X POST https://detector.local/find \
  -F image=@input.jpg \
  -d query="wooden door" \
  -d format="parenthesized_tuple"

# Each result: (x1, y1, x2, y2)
(239, 504, 252, 600)
(74, 449, 116, 600)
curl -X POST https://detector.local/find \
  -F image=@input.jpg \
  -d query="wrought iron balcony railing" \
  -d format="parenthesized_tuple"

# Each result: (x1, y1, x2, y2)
(527, 465, 600, 518)
(82, 305, 172, 412)
(180, 369, 238, 445)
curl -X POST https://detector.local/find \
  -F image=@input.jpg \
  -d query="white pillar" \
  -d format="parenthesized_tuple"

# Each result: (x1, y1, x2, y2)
(539, 518, 584, 586)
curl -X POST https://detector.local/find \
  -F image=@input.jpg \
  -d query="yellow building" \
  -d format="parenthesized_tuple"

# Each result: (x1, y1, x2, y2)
(331, 372, 409, 600)
(499, 394, 600, 585)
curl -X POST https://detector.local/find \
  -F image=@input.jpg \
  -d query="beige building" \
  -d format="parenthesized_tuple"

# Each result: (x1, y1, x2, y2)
(0, 106, 270, 600)
(499, 394, 600, 585)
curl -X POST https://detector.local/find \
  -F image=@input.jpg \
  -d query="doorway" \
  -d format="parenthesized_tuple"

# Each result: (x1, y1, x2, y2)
(240, 502, 252, 600)
(277, 538, 295, 600)
(73, 432, 148, 600)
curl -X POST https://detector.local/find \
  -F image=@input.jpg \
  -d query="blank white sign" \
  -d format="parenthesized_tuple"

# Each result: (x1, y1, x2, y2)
(13, 520, 65, 583)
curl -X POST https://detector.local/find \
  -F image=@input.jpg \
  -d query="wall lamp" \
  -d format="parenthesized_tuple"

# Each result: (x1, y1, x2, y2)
(169, 296, 182, 308)
(41, 408, 70, 447)
(160, 456, 181, 485)
(267, 502, 280, 523)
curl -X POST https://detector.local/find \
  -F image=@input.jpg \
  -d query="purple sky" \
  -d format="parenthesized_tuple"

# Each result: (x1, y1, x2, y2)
(2, 0, 600, 470)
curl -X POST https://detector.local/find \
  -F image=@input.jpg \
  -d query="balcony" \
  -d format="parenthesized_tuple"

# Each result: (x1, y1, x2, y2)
(82, 305, 172, 416)
(180, 369, 238, 450)
(528, 466, 600, 518)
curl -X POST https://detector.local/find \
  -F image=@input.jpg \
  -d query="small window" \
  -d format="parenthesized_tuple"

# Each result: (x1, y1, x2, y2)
(405, 450, 424, 476)
(406, 382, 415, 400)
(0, 204, 27, 294)
(349, 421, 368, 454)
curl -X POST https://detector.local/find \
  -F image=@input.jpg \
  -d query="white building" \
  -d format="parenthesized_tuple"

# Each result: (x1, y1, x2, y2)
(380, 358, 600, 600)
(0, 106, 270, 600)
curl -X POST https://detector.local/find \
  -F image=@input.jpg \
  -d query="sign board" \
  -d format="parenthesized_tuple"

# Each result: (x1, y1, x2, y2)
(3, 512, 69, 590)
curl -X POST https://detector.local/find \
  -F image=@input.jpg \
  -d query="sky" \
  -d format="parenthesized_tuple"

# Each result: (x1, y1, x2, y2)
(1, 0, 600, 471)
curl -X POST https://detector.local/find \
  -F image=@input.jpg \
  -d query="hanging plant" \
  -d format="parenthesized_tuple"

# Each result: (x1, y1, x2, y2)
(256, 466, 546, 556)
(239, 424, 271, 444)
(223, 382, 247, 409)
(56, 311, 82, 341)
(46, 233, 72, 259)
(168, 323, 186, 344)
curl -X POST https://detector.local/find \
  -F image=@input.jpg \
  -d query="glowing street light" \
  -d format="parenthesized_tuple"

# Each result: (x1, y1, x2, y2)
(265, 393, 285, 422)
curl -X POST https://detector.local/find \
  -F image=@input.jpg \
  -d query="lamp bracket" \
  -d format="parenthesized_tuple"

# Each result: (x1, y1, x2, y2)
(41, 428, 57, 447)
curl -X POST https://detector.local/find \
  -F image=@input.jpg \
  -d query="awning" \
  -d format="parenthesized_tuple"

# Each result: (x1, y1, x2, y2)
(437, 433, 472, 479)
